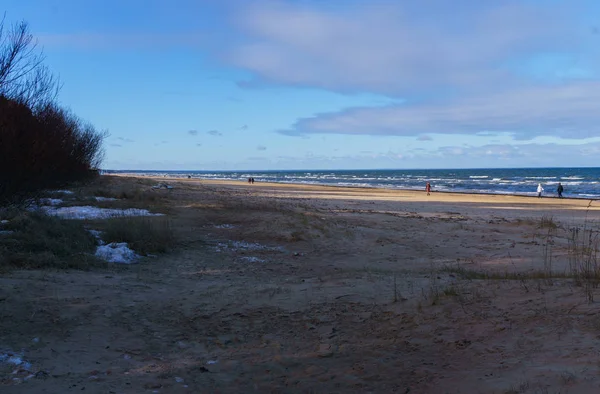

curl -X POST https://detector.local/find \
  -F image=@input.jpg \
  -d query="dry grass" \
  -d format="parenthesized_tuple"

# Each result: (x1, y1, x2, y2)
(0, 210, 101, 270)
(99, 216, 175, 255)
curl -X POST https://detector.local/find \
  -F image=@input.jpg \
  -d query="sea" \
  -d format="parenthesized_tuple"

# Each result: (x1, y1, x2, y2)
(103, 168, 600, 199)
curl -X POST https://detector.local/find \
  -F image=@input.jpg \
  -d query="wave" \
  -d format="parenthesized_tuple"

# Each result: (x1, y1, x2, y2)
(469, 176, 489, 179)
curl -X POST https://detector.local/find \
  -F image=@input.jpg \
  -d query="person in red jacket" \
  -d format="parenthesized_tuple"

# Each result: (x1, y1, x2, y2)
(426, 182, 431, 196)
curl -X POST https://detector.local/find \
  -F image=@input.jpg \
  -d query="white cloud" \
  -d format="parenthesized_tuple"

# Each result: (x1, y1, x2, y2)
(221, 1, 600, 142)
(228, 1, 580, 95)
(279, 82, 600, 139)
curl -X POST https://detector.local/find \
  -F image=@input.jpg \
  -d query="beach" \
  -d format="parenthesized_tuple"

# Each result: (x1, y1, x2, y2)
(3, 175, 600, 393)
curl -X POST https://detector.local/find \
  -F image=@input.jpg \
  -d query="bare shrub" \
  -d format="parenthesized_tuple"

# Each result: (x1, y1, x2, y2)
(0, 17, 106, 205)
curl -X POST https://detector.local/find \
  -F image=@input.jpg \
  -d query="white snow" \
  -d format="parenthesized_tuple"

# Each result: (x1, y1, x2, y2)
(87, 229, 104, 244)
(215, 224, 235, 229)
(239, 256, 266, 263)
(50, 190, 74, 194)
(0, 352, 32, 371)
(94, 196, 118, 202)
(216, 240, 284, 253)
(95, 242, 139, 264)
(0, 220, 8, 225)
(43, 206, 163, 220)
(217, 241, 267, 251)
(40, 198, 63, 206)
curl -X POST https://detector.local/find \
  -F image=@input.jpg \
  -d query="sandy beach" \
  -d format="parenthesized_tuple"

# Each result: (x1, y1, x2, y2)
(3, 175, 600, 393)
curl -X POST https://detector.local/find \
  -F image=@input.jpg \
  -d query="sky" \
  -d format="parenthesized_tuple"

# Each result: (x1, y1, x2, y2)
(3, 0, 600, 170)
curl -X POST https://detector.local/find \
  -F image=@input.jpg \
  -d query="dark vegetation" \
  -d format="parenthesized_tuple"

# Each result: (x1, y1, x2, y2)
(100, 216, 175, 255)
(0, 16, 106, 205)
(0, 210, 100, 270)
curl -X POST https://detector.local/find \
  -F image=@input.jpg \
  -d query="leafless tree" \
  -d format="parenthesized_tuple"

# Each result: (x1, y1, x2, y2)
(0, 14, 59, 108)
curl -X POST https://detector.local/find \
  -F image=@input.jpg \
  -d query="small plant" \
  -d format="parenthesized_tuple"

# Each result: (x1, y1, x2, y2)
(539, 215, 558, 230)
(567, 226, 600, 302)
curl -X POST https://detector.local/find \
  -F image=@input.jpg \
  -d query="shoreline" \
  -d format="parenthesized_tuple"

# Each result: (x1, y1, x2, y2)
(108, 173, 598, 204)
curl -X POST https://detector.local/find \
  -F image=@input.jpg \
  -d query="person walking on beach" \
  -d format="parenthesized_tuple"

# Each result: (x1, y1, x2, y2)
(537, 183, 544, 198)
(557, 182, 564, 198)
(426, 182, 431, 196)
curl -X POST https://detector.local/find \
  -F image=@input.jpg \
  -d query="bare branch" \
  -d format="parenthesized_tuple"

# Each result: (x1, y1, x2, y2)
(0, 18, 58, 106)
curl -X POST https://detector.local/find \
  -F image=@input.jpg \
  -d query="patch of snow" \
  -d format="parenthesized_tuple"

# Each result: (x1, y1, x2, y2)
(207, 360, 218, 365)
(94, 196, 118, 202)
(43, 206, 163, 220)
(0, 352, 32, 371)
(95, 243, 139, 264)
(50, 190, 74, 194)
(215, 240, 285, 254)
(239, 256, 266, 263)
(215, 224, 235, 229)
(152, 183, 173, 190)
(40, 198, 63, 206)
(0, 220, 8, 225)
(217, 241, 280, 251)
(87, 229, 104, 245)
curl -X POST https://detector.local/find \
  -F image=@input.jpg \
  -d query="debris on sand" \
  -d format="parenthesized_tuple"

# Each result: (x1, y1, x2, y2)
(43, 206, 163, 220)
(95, 242, 139, 264)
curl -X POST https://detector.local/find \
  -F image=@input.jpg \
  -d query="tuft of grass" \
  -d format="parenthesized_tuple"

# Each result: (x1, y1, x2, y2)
(0, 210, 100, 270)
(101, 216, 175, 255)
(567, 226, 600, 302)
(539, 215, 558, 230)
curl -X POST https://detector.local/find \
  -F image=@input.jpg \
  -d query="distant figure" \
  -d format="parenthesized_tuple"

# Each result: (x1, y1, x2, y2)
(537, 183, 544, 198)
(251, 177, 255, 184)
(426, 182, 431, 196)
(248, 177, 252, 184)
(187, 175, 191, 179)
(557, 182, 564, 198)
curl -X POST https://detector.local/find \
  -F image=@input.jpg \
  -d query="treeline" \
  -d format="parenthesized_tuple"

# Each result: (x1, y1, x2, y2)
(0, 17, 106, 204)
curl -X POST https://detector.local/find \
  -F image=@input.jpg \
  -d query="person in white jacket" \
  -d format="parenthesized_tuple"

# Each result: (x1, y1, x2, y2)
(537, 183, 544, 198)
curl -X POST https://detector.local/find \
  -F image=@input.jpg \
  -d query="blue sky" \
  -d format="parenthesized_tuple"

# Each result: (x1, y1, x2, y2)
(3, 0, 600, 170)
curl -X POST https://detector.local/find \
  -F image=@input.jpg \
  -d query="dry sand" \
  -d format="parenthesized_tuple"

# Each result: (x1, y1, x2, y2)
(2, 175, 600, 393)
